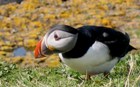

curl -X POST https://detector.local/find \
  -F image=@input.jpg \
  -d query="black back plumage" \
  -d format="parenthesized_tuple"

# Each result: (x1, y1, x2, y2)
(62, 27, 96, 58)
(62, 25, 135, 59)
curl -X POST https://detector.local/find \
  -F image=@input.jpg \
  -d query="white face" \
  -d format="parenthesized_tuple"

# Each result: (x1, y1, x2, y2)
(44, 30, 78, 53)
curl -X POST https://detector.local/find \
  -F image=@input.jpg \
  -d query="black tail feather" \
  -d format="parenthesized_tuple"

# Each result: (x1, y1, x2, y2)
(128, 45, 137, 52)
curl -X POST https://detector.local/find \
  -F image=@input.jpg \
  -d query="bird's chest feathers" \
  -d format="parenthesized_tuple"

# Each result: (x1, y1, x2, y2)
(59, 41, 116, 73)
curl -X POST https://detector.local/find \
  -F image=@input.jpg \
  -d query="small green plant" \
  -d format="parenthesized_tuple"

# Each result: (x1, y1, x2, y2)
(0, 61, 16, 77)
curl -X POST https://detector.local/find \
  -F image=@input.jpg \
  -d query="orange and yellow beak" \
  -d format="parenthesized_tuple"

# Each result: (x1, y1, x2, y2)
(34, 39, 45, 58)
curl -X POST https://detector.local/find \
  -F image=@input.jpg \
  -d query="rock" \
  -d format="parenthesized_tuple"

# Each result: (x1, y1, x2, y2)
(13, 47, 26, 57)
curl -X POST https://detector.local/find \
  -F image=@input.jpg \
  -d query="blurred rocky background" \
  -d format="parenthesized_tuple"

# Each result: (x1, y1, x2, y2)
(0, 0, 23, 5)
(0, 0, 139, 67)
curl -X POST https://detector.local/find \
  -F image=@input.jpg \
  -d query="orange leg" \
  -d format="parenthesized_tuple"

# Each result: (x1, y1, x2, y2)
(85, 71, 97, 80)
(85, 74, 91, 80)
(85, 71, 91, 80)
(104, 72, 110, 78)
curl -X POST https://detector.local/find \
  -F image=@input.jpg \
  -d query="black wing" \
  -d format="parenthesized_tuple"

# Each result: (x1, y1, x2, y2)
(94, 26, 135, 58)
(80, 26, 135, 58)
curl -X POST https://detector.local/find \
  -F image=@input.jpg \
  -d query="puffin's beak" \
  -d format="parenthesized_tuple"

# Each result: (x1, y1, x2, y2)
(34, 39, 55, 58)
(34, 39, 45, 58)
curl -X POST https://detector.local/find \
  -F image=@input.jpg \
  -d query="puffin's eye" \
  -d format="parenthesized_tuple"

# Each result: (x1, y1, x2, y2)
(54, 34, 61, 41)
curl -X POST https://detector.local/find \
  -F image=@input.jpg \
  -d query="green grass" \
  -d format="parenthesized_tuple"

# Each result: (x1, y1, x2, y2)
(0, 53, 140, 87)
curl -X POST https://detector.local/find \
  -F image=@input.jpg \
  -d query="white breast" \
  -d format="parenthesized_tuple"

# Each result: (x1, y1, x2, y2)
(59, 41, 119, 74)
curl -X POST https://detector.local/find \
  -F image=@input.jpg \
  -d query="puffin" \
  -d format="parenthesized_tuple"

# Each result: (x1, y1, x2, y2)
(34, 25, 136, 80)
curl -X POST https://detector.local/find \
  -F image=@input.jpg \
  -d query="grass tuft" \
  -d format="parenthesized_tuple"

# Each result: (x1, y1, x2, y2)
(0, 53, 140, 87)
